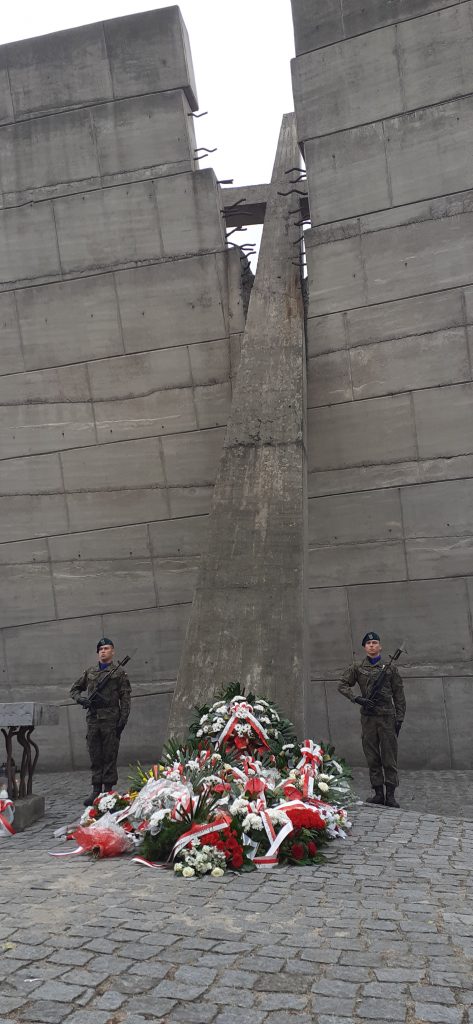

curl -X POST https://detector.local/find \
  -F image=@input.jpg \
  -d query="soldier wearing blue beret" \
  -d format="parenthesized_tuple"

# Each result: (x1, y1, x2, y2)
(338, 632, 406, 807)
(71, 638, 131, 806)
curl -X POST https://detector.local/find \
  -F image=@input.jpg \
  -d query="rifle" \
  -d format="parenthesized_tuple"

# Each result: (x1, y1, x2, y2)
(79, 655, 131, 716)
(364, 643, 405, 716)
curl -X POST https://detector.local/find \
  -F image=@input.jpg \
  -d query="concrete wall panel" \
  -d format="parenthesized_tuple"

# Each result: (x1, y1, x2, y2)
(93, 91, 194, 182)
(398, 3, 473, 112)
(444, 677, 473, 768)
(155, 169, 225, 256)
(0, 54, 14, 123)
(4, 614, 102, 689)
(309, 489, 403, 546)
(115, 255, 227, 353)
(304, 680, 330, 747)
(188, 338, 231, 385)
(0, 292, 23, 374)
(161, 427, 225, 486)
(346, 289, 465, 348)
(0, 563, 56, 628)
(0, 202, 60, 287)
(148, 514, 209, 557)
(309, 587, 353, 677)
(60, 436, 164, 492)
(154, 556, 200, 606)
(88, 346, 191, 400)
(168, 485, 214, 519)
(0, 495, 68, 544)
(307, 350, 352, 407)
(292, 28, 402, 140)
(341, 0, 463, 40)
(414, 383, 473, 458)
(0, 364, 96, 458)
(103, 7, 198, 110)
(0, 452, 63, 496)
(290, 0, 463, 54)
(52, 558, 156, 619)
(290, 0, 343, 55)
(94, 387, 197, 443)
(7, 24, 113, 119)
(308, 395, 416, 471)
(54, 182, 162, 274)
(306, 312, 346, 358)
(347, 579, 473, 671)
(397, 677, 451, 769)
(0, 108, 98, 202)
(306, 233, 365, 316)
(401, 479, 473, 538)
(66, 488, 169, 534)
(17, 274, 123, 371)
(194, 381, 232, 428)
(386, 97, 473, 207)
(324, 678, 364, 764)
(305, 125, 390, 224)
(102, 604, 191, 684)
(310, 541, 407, 587)
(350, 328, 470, 399)
(406, 537, 473, 580)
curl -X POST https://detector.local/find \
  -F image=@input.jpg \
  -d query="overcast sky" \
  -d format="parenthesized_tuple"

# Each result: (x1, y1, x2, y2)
(1, 1, 296, 187)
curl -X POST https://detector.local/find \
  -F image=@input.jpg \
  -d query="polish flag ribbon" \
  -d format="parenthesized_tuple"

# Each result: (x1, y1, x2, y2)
(296, 740, 324, 771)
(0, 797, 15, 836)
(217, 704, 269, 749)
(171, 813, 231, 860)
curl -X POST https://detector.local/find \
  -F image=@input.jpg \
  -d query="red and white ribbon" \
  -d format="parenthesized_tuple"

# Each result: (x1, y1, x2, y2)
(0, 797, 15, 837)
(217, 703, 269, 750)
(132, 857, 167, 869)
(48, 846, 84, 857)
(296, 740, 323, 771)
(171, 815, 231, 860)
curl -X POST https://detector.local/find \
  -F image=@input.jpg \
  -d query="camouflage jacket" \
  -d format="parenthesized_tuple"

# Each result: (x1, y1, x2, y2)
(70, 663, 131, 722)
(338, 658, 406, 720)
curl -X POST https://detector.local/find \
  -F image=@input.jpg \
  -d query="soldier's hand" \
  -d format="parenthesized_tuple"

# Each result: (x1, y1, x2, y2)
(116, 719, 126, 738)
(395, 720, 403, 736)
(77, 697, 90, 709)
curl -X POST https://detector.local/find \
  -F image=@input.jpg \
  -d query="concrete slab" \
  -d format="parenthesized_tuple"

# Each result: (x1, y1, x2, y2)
(398, 3, 473, 112)
(102, 604, 191, 684)
(3, 614, 102, 690)
(306, 124, 390, 224)
(309, 489, 403, 546)
(310, 541, 407, 588)
(52, 556, 156, 619)
(307, 350, 352, 407)
(444, 675, 473, 768)
(154, 169, 225, 257)
(386, 96, 473, 207)
(54, 181, 163, 275)
(345, 288, 465, 347)
(350, 327, 470, 400)
(306, 312, 346, 357)
(6, 22, 112, 118)
(115, 254, 228, 354)
(193, 381, 232, 429)
(0, 563, 56, 628)
(148, 514, 208, 557)
(0, 292, 24, 374)
(188, 338, 231, 386)
(401, 478, 473, 538)
(0, 494, 68, 544)
(0, 107, 98, 203)
(309, 587, 353, 678)
(307, 394, 417, 472)
(0, 451, 63, 496)
(66, 488, 170, 534)
(341, 0, 463, 40)
(94, 385, 197, 443)
(167, 484, 214, 519)
(153, 555, 200, 606)
(324, 677, 365, 764)
(18, 274, 123, 371)
(0, 201, 60, 287)
(414, 382, 473, 459)
(0, 51, 14, 123)
(161, 426, 225, 486)
(292, 27, 402, 141)
(87, 346, 191, 401)
(393, 677, 451, 769)
(406, 536, 473, 580)
(103, 6, 198, 110)
(290, 0, 343, 54)
(304, 679, 330, 745)
(60, 436, 165, 492)
(93, 90, 194, 180)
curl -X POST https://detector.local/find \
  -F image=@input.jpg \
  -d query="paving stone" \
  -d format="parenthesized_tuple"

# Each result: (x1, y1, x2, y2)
(93, 991, 126, 1010)
(16, 1002, 73, 1023)
(152, 981, 212, 1001)
(214, 1012, 266, 1024)
(415, 1005, 464, 1023)
(62, 1012, 110, 1024)
(30, 981, 89, 1003)
(311, 994, 356, 1015)
(356, 997, 407, 1020)
(410, 985, 456, 1005)
(169, 1004, 219, 1023)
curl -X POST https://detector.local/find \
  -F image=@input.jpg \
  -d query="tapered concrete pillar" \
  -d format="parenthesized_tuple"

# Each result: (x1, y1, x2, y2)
(168, 113, 308, 738)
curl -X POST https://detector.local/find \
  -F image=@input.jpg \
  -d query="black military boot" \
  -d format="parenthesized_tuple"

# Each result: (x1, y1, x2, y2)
(385, 785, 400, 808)
(83, 789, 101, 807)
(366, 785, 385, 805)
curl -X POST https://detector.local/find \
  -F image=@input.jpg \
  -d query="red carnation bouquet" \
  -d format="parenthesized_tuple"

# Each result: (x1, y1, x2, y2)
(278, 804, 328, 865)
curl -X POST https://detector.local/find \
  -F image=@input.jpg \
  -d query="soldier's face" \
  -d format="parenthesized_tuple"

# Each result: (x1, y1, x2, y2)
(364, 640, 381, 657)
(98, 644, 114, 663)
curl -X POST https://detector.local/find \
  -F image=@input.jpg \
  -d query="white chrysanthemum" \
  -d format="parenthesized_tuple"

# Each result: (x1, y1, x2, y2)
(97, 793, 117, 813)
(267, 808, 290, 826)
(182, 866, 195, 878)
(211, 867, 225, 877)
(186, 759, 200, 772)
(174, 862, 183, 873)
(242, 813, 264, 830)
(196, 729, 203, 737)
(230, 798, 249, 815)
(318, 781, 329, 792)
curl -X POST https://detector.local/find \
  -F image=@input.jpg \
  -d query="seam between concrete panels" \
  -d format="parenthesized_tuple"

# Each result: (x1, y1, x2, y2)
(380, 120, 394, 208)
(146, 522, 161, 610)
(185, 344, 202, 430)
(308, 377, 473, 412)
(157, 436, 172, 520)
(0, 600, 193, 633)
(297, 0, 469, 55)
(0, 421, 225, 462)
(307, 282, 473, 324)
(99, 20, 116, 102)
(0, 512, 210, 549)
(50, 201, 65, 277)
(310, 187, 473, 238)
(308, 571, 473, 588)
(111, 271, 127, 356)
(45, 535, 60, 621)
(88, 106, 104, 180)
(11, 289, 26, 372)
(0, 85, 196, 132)
(397, 486, 410, 583)
(393, 23, 408, 114)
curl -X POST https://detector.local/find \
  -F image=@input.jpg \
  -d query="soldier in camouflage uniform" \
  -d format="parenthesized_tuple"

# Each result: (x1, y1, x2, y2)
(338, 632, 406, 808)
(71, 638, 131, 806)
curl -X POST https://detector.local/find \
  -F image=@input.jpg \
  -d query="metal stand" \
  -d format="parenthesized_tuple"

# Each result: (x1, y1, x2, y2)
(1, 726, 40, 800)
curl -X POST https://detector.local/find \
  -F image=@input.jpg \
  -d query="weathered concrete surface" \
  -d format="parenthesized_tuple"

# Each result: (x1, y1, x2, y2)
(291, 0, 473, 764)
(168, 114, 307, 737)
(11, 794, 45, 832)
(0, 9, 244, 770)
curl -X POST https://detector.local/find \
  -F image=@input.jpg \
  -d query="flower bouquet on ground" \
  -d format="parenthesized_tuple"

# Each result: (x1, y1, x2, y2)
(52, 683, 353, 876)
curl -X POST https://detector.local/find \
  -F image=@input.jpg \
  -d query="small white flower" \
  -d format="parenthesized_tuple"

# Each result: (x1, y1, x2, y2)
(182, 866, 195, 878)
(318, 781, 329, 792)
(98, 794, 117, 813)
(211, 867, 225, 877)
(174, 862, 183, 873)
(196, 729, 203, 737)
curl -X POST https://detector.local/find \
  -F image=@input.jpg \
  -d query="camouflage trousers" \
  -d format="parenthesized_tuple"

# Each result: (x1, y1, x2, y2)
(86, 718, 120, 790)
(361, 713, 398, 788)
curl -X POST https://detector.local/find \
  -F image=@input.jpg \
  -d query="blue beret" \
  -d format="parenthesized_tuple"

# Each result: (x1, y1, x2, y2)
(97, 637, 114, 652)
(362, 632, 380, 646)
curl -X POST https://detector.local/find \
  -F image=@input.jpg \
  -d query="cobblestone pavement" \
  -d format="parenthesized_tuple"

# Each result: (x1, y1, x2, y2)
(2, 769, 473, 1024)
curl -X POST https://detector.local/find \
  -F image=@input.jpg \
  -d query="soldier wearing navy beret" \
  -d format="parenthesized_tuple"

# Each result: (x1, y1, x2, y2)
(70, 638, 131, 806)
(338, 632, 406, 807)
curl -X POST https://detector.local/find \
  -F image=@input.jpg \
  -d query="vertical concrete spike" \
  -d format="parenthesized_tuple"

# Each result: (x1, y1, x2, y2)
(167, 113, 308, 737)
